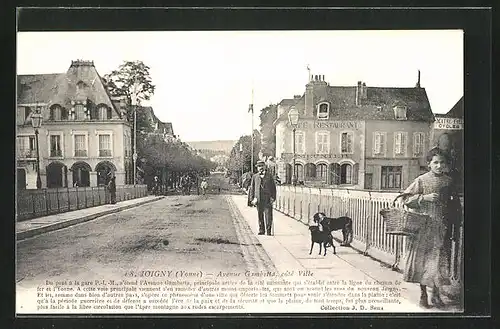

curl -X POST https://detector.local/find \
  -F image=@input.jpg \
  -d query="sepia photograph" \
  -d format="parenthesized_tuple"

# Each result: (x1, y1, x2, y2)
(16, 28, 465, 314)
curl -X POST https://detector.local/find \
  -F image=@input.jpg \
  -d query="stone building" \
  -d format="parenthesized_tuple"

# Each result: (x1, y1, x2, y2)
(16, 60, 133, 189)
(430, 96, 464, 192)
(274, 73, 434, 190)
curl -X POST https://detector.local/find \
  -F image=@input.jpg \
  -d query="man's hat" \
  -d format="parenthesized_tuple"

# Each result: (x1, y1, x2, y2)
(255, 160, 266, 167)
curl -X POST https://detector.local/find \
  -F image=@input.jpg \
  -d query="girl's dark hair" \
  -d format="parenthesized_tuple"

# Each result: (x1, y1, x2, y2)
(426, 147, 451, 163)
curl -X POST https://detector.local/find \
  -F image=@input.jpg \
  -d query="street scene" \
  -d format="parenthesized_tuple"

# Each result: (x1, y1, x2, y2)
(16, 30, 464, 314)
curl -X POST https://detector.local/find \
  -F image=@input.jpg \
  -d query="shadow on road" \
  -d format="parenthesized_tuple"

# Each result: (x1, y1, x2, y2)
(195, 237, 261, 247)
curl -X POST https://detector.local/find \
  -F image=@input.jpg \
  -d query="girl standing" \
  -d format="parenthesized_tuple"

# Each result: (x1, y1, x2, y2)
(401, 147, 461, 309)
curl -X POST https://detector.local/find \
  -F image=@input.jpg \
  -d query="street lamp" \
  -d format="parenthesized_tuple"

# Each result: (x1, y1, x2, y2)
(288, 107, 299, 186)
(31, 107, 43, 189)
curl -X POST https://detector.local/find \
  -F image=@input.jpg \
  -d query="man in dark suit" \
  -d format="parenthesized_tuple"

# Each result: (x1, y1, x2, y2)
(248, 160, 277, 236)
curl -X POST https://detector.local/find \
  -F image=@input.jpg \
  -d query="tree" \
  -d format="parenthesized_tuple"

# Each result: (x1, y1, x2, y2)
(103, 61, 156, 129)
(259, 104, 277, 157)
(227, 130, 262, 178)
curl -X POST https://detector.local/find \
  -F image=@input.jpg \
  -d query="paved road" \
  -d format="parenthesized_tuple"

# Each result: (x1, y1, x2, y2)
(16, 194, 274, 289)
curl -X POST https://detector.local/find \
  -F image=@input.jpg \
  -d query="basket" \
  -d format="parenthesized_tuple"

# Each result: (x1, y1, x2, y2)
(380, 193, 430, 236)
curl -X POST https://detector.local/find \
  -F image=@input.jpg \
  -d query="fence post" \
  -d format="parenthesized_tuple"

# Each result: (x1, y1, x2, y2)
(32, 193, 36, 217)
(98, 186, 102, 205)
(92, 187, 95, 206)
(84, 187, 88, 208)
(76, 187, 79, 209)
(45, 189, 49, 216)
(56, 188, 60, 212)
(364, 191, 373, 256)
(318, 188, 322, 213)
(67, 187, 70, 211)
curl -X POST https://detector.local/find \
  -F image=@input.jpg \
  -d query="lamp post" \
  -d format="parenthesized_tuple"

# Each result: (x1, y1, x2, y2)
(31, 107, 43, 189)
(288, 107, 299, 186)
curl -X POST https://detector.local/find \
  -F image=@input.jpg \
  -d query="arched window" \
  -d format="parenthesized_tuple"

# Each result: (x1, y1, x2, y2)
(317, 102, 329, 120)
(316, 163, 328, 181)
(340, 164, 352, 184)
(98, 105, 112, 120)
(50, 104, 67, 121)
(294, 163, 304, 182)
(75, 104, 86, 120)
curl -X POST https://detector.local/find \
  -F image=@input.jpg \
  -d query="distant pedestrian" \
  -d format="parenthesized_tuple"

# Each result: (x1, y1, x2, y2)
(153, 176, 160, 196)
(248, 160, 277, 236)
(108, 175, 117, 204)
(200, 178, 208, 196)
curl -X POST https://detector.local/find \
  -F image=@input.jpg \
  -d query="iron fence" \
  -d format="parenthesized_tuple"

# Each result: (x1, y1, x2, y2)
(16, 185, 148, 222)
(275, 185, 464, 281)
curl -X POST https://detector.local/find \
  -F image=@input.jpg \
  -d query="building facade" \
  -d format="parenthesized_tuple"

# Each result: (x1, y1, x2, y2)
(274, 73, 434, 191)
(16, 60, 133, 189)
(430, 96, 464, 192)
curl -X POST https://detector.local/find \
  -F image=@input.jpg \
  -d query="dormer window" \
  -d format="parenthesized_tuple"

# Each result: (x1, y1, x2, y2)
(393, 105, 407, 120)
(98, 105, 112, 120)
(317, 102, 330, 120)
(50, 104, 68, 121)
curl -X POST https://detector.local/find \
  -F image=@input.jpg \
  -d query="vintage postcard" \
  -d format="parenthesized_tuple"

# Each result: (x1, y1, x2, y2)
(16, 29, 465, 314)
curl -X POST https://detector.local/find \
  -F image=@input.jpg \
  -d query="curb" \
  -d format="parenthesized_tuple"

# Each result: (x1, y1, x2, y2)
(16, 196, 165, 241)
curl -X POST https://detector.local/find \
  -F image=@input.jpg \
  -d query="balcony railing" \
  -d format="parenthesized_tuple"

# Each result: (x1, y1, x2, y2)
(50, 149, 62, 157)
(99, 149, 112, 157)
(17, 149, 37, 159)
(74, 150, 87, 157)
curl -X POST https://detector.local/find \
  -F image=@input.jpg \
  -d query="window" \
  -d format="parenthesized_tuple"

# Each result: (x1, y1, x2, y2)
(74, 134, 87, 157)
(341, 132, 353, 154)
(373, 132, 386, 156)
(99, 134, 112, 157)
(394, 106, 407, 120)
(317, 103, 329, 120)
(316, 163, 328, 181)
(24, 107, 32, 120)
(413, 132, 425, 156)
(316, 132, 330, 154)
(394, 132, 408, 156)
(294, 163, 304, 182)
(50, 135, 62, 157)
(98, 106, 111, 120)
(75, 104, 86, 120)
(17, 136, 36, 158)
(381, 166, 402, 189)
(294, 131, 305, 154)
(340, 164, 352, 184)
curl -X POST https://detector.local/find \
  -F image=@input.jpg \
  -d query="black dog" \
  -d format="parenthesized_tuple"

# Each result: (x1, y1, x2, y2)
(309, 225, 336, 256)
(313, 212, 353, 246)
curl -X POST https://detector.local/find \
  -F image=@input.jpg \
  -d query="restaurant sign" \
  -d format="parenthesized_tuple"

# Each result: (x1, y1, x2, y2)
(286, 121, 361, 130)
(434, 117, 464, 130)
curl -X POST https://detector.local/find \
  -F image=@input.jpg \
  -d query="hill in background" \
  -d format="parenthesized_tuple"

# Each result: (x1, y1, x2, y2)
(186, 140, 237, 155)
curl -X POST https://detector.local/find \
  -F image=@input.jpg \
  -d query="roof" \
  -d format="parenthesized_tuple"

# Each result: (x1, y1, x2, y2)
(445, 96, 463, 118)
(17, 60, 122, 118)
(138, 106, 174, 135)
(275, 85, 434, 124)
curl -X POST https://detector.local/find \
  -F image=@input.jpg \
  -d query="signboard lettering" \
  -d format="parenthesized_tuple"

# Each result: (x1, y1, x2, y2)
(286, 121, 360, 130)
(434, 117, 463, 130)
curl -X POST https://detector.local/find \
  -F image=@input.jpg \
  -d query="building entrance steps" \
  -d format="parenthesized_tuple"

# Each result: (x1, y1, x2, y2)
(229, 194, 459, 313)
(16, 195, 164, 241)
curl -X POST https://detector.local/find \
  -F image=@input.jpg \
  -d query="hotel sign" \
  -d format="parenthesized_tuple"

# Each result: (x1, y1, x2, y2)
(434, 118, 463, 130)
(287, 121, 361, 130)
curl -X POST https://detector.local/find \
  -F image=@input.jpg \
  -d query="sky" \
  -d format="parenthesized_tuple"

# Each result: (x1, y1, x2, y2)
(17, 30, 463, 142)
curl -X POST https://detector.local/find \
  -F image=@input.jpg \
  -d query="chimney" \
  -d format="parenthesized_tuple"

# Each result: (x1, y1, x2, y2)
(305, 79, 314, 116)
(416, 70, 421, 88)
(356, 81, 362, 106)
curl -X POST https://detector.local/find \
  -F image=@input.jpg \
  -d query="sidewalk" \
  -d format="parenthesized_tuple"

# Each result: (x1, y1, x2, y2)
(230, 195, 458, 313)
(16, 195, 164, 241)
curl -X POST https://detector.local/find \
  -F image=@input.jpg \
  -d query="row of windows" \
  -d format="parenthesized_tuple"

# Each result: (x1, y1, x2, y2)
(293, 131, 426, 157)
(49, 104, 113, 121)
(287, 163, 358, 185)
(313, 103, 407, 121)
(18, 104, 113, 123)
(49, 133, 112, 158)
(16, 133, 116, 159)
